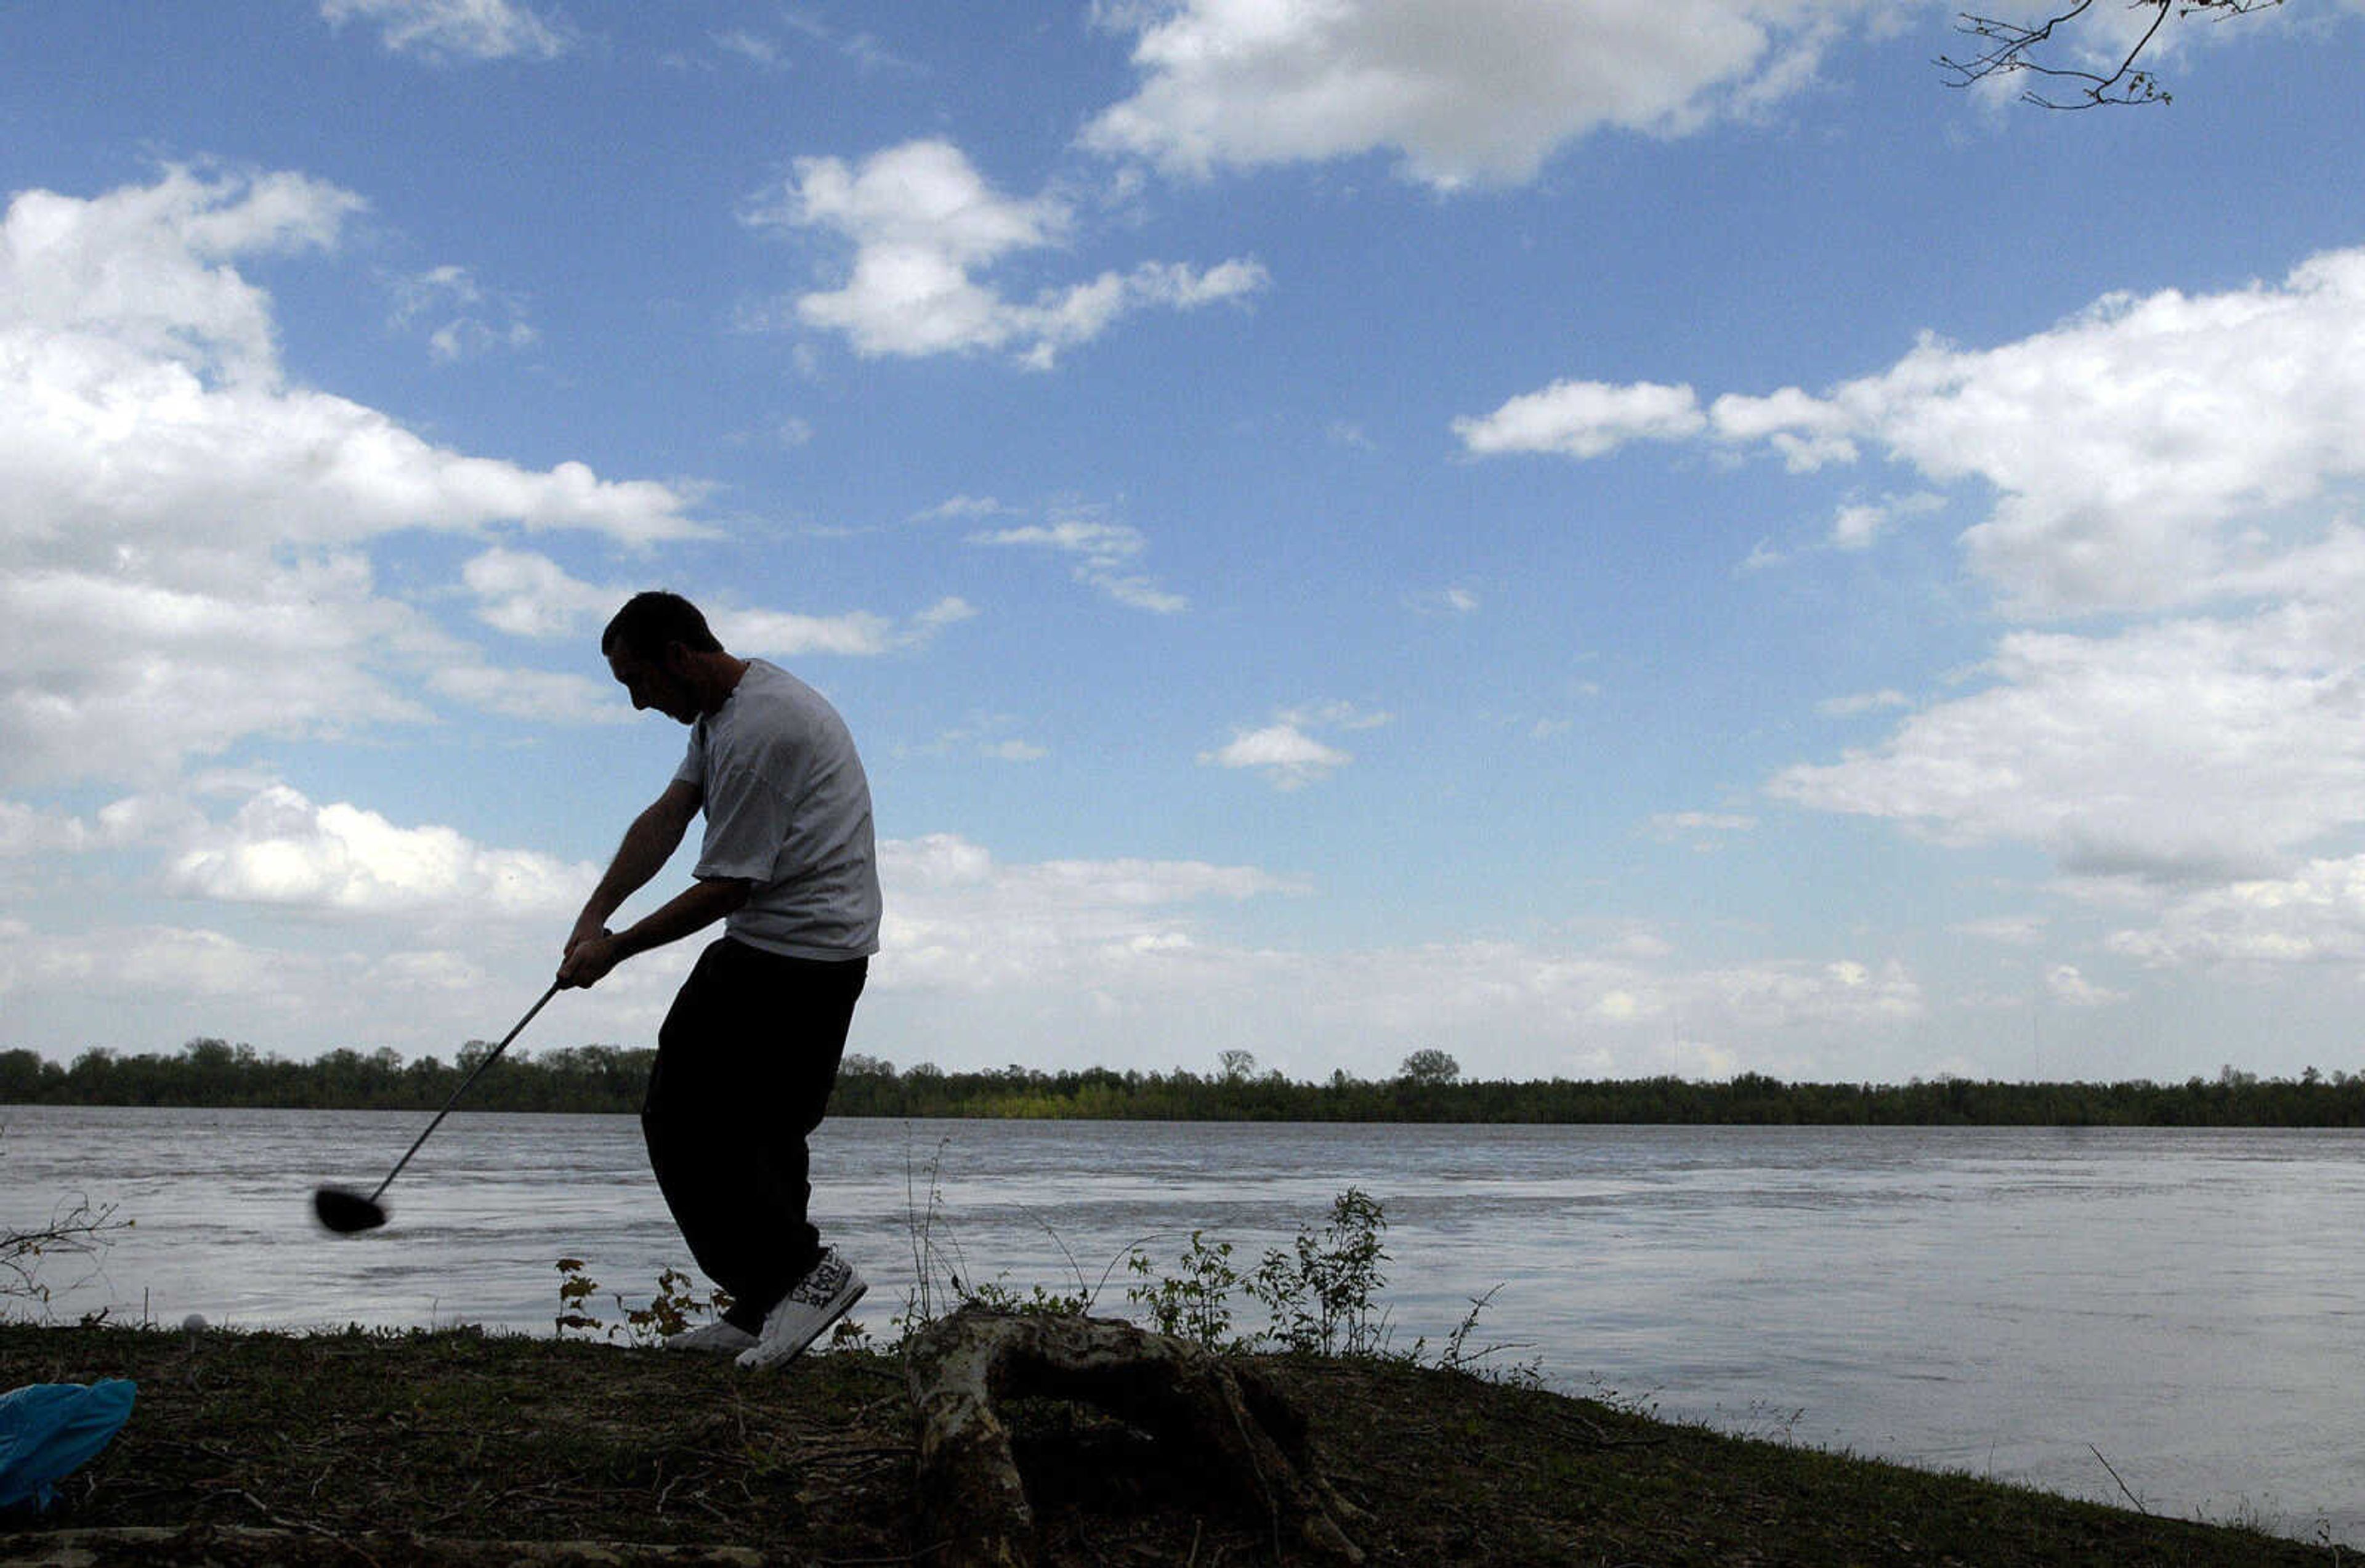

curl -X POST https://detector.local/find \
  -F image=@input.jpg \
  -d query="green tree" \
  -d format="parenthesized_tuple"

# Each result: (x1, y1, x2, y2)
(1398, 1049, 1460, 1088)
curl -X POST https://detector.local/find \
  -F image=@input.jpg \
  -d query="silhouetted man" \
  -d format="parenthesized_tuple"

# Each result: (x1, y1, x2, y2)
(559, 590, 878, 1368)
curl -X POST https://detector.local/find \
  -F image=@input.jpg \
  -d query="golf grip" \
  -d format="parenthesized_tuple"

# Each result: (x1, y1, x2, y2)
(367, 980, 562, 1204)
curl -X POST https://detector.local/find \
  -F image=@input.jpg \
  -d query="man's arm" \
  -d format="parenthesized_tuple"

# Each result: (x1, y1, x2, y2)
(557, 874, 750, 990)
(565, 779, 703, 957)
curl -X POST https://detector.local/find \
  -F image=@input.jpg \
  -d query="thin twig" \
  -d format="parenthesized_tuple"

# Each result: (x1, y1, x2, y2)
(2088, 1443, 2151, 1515)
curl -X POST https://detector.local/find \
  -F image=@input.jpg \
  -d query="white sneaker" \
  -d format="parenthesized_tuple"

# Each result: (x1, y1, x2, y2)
(735, 1248, 867, 1370)
(663, 1319, 758, 1356)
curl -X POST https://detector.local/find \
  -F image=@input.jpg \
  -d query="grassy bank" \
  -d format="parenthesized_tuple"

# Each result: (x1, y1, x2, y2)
(0, 1320, 2337, 1566)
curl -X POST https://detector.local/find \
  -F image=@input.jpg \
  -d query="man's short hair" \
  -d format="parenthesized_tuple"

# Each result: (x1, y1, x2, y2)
(602, 591, 724, 661)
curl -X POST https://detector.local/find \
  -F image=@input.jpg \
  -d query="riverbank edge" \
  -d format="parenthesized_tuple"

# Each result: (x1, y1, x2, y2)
(0, 1320, 2340, 1566)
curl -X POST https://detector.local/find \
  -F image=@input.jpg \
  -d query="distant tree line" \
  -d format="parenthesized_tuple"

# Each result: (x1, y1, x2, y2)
(0, 1038, 656, 1115)
(7, 1041, 2365, 1127)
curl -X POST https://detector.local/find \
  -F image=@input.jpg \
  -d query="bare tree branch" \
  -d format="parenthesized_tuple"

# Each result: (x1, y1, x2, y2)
(1938, 0, 2284, 108)
(2, 1195, 127, 1317)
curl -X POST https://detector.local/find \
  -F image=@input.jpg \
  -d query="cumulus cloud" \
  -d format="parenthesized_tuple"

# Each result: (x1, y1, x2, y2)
(1817, 689, 1912, 717)
(164, 782, 594, 919)
(1198, 701, 1385, 790)
(1084, 0, 1881, 190)
(1771, 605, 2365, 885)
(1453, 379, 1707, 459)
(318, 0, 568, 62)
(2044, 963, 2127, 1008)
(1647, 810, 1758, 848)
(968, 512, 1187, 613)
(426, 662, 632, 726)
(742, 139, 1269, 367)
(461, 548, 615, 639)
(878, 832, 1303, 992)
(0, 561, 431, 787)
(1466, 247, 2365, 616)
(1200, 725, 1350, 790)
(387, 264, 537, 361)
(1951, 913, 2047, 947)
(2106, 854, 2365, 971)
(0, 168, 715, 785)
(13, 923, 283, 999)
(1, 168, 700, 565)
(1405, 584, 1481, 616)
(871, 830, 1922, 1075)
(1830, 490, 1944, 552)
(716, 597, 977, 658)
(458, 549, 972, 668)
(1464, 245, 2365, 918)
(0, 794, 198, 858)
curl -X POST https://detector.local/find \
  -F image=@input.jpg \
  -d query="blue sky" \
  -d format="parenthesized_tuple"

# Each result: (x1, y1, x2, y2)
(7, 0, 2365, 1085)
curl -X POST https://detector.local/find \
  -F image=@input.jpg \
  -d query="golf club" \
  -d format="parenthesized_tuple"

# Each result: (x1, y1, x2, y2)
(312, 979, 562, 1234)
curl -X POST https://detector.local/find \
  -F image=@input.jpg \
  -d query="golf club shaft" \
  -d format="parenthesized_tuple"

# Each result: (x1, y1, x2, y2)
(366, 980, 561, 1204)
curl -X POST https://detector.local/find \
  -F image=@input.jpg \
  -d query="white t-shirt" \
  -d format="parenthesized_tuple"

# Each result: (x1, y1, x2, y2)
(673, 659, 881, 960)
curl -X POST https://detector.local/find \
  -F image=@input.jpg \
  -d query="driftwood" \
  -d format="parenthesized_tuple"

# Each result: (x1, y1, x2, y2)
(904, 1306, 1364, 1567)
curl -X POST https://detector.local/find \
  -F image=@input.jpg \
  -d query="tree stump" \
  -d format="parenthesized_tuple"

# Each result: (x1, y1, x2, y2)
(904, 1305, 1364, 1567)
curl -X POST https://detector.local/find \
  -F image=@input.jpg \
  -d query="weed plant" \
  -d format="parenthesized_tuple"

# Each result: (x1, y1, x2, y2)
(553, 1179, 1540, 1385)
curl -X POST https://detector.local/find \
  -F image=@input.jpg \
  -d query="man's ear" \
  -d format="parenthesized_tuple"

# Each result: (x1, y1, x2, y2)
(659, 640, 693, 676)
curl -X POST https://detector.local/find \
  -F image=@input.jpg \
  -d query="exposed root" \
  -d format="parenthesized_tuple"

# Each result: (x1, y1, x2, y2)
(904, 1305, 1364, 1568)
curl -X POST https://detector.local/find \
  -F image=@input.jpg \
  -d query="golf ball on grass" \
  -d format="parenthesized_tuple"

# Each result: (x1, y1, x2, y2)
(182, 1313, 206, 1333)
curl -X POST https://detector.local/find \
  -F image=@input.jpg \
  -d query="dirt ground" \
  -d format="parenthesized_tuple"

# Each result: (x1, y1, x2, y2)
(0, 1322, 2339, 1567)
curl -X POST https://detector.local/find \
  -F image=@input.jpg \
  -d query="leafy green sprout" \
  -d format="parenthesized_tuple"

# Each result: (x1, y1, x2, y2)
(554, 1184, 1532, 1384)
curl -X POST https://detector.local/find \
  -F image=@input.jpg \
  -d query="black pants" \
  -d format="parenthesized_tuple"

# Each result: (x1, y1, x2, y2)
(641, 937, 867, 1330)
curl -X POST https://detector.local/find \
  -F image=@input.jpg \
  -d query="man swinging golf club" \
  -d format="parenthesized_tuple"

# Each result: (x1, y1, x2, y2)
(557, 590, 878, 1368)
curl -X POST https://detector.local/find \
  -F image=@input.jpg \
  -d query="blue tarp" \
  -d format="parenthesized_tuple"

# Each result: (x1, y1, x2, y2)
(0, 1380, 136, 1513)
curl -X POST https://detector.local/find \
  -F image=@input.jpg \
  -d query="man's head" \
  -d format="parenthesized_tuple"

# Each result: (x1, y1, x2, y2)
(602, 591, 734, 723)
(602, 591, 722, 665)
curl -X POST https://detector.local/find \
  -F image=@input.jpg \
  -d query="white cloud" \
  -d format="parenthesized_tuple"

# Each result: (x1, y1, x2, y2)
(918, 495, 1018, 523)
(164, 782, 594, 919)
(1817, 689, 1912, 717)
(1085, 0, 1880, 190)
(1647, 810, 1758, 847)
(0, 562, 431, 787)
(3, 167, 360, 380)
(2106, 854, 2365, 971)
(1466, 245, 2365, 923)
(2044, 963, 2127, 1008)
(714, 596, 977, 658)
(426, 662, 632, 727)
(1282, 699, 1392, 733)
(1489, 248, 2365, 616)
(1770, 607, 2365, 884)
(878, 831, 1300, 991)
(33, 924, 281, 998)
(969, 514, 1187, 613)
(1406, 583, 1481, 616)
(1950, 913, 2045, 947)
(457, 549, 969, 671)
(319, 0, 567, 62)
(3, 170, 705, 567)
(460, 548, 615, 639)
(0, 168, 713, 785)
(872, 834, 1922, 1075)
(742, 139, 1269, 367)
(1200, 723, 1353, 790)
(915, 715, 1049, 764)
(388, 264, 537, 362)
(0, 794, 196, 857)
(1830, 491, 1944, 551)
(713, 28, 785, 69)
(1453, 379, 1707, 459)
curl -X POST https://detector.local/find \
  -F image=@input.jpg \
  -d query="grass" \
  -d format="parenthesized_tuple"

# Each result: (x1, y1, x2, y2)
(0, 1319, 2343, 1566)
